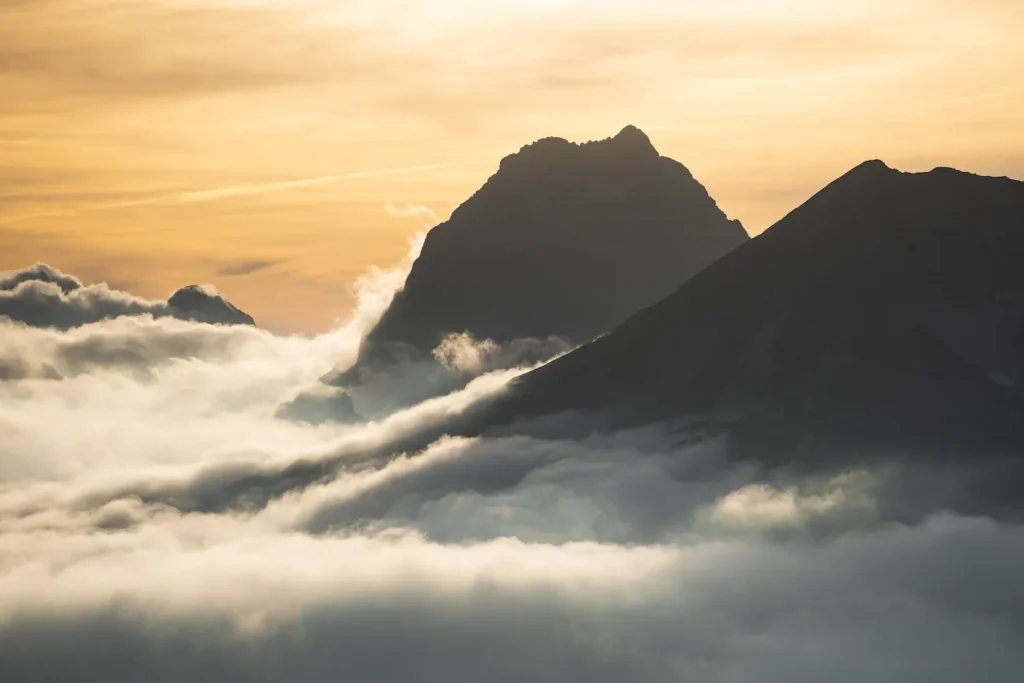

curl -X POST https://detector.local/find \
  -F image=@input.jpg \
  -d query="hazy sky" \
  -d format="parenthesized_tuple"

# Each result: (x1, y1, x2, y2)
(2, 0, 1022, 332)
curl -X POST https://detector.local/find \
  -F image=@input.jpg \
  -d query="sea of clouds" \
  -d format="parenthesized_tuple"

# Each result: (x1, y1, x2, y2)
(1, 242, 1023, 683)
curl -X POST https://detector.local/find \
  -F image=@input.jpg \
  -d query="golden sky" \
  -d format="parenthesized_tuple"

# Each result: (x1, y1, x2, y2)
(2, 0, 1022, 332)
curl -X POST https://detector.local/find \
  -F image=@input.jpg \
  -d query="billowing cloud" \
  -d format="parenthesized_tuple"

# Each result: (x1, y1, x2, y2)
(2, 419, 1024, 682)
(0, 315, 257, 380)
(315, 332, 573, 422)
(1, 245, 1024, 681)
(0, 262, 80, 292)
(0, 262, 253, 329)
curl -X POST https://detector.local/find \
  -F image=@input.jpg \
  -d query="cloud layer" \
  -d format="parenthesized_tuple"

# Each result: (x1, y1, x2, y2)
(1, 251, 1024, 681)
(0, 263, 253, 329)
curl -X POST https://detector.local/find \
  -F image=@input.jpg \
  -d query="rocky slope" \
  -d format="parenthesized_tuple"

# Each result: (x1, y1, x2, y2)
(329, 125, 748, 412)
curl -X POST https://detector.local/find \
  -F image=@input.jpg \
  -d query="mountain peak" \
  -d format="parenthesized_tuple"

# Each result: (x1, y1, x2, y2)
(833, 159, 901, 187)
(798, 159, 901, 211)
(167, 284, 255, 326)
(852, 158, 893, 173)
(501, 126, 659, 171)
(487, 161, 1024, 461)
(331, 127, 749, 414)
(611, 124, 656, 152)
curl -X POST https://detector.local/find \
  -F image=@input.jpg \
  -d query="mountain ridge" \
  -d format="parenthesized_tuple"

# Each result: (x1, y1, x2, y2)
(326, 126, 748, 416)
(481, 160, 1024, 462)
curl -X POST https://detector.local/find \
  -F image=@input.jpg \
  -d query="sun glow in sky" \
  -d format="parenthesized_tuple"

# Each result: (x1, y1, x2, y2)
(2, 0, 1022, 331)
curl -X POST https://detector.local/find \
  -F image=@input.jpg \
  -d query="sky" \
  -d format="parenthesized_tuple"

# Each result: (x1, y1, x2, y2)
(2, 0, 1022, 332)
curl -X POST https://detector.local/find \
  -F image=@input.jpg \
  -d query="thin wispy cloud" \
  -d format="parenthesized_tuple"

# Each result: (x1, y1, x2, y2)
(216, 259, 283, 278)
(179, 166, 448, 203)
(3, 165, 449, 224)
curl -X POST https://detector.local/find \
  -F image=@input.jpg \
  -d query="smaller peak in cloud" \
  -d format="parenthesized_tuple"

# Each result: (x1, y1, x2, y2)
(168, 284, 254, 327)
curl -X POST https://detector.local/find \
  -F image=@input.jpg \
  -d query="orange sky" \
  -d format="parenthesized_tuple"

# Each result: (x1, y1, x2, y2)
(2, 0, 1022, 332)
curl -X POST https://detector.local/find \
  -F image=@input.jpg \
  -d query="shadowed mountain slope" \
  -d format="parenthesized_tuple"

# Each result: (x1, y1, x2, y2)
(330, 126, 747, 402)
(487, 161, 1024, 463)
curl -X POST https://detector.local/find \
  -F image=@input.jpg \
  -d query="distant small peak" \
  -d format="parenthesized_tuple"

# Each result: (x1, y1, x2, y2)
(167, 284, 255, 326)
(172, 284, 214, 296)
(927, 165, 976, 178)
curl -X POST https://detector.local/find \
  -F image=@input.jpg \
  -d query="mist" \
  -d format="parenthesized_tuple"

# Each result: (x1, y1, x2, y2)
(2, 243, 1023, 683)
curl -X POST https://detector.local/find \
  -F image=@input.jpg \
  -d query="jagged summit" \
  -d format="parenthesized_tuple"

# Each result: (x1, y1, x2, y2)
(501, 124, 659, 170)
(610, 123, 656, 149)
(328, 127, 748, 412)
(360, 126, 746, 350)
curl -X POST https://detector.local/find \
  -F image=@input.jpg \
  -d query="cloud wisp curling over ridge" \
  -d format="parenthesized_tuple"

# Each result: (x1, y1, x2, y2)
(1, 243, 1024, 681)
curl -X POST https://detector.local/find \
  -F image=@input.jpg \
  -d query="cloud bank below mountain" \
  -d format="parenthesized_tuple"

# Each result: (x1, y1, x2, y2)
(1, 243, 1023, 682)
(0, 263, 254, 329)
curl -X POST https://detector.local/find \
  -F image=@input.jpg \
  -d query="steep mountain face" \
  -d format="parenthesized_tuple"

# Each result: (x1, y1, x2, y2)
(487, 162, 1024, 463)
(330, 126, 747, 405)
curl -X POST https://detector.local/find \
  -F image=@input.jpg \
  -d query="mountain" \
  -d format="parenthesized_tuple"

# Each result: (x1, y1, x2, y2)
(329, 126, 748, 408)
(167, 285, 255, 326)
(485, 161, 1024, 464)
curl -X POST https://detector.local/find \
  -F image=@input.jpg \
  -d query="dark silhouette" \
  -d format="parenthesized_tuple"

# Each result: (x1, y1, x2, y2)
(176, 161, 1024, 524)
(330, 125, 747, 394)
(167, 284, 255, 326)
(487, 161, 1024, 466)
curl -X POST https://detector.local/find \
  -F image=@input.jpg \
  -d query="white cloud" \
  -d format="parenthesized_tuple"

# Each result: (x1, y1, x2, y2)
(703, 471, 877, 532)
(1, 240, 1023, 682)
(384, 202, 442, 225)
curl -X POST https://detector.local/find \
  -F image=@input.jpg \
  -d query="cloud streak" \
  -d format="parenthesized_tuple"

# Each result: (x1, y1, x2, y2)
(4, 165, 449, 224)
(216, 259, 283, 278)
(178, 165, 449, 203)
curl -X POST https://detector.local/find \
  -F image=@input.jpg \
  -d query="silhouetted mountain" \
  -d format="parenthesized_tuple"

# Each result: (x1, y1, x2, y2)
(330, 125, 747, 404)
(167, 285, 255, 326)
(487, 162, 1024, 465)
